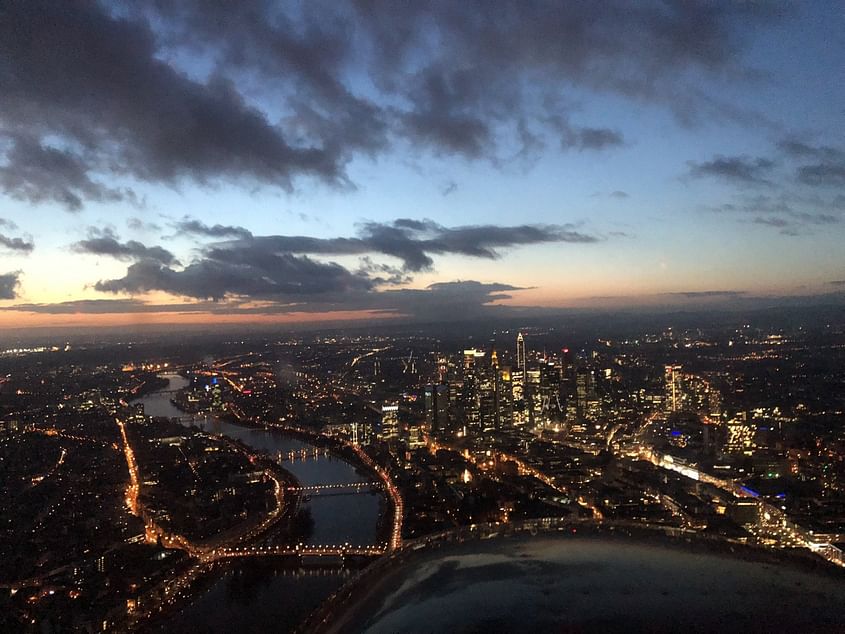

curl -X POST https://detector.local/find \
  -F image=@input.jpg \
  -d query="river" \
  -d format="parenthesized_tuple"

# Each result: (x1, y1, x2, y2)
(133, 373, 381, 632)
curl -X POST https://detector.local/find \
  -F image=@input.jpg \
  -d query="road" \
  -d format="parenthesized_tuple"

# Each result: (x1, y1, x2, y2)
(115, 417, 289, 557)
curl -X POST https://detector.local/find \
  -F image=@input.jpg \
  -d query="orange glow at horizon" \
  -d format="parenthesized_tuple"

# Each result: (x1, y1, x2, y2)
(0, 308, 403, 331)
(0, 279, 827, 332)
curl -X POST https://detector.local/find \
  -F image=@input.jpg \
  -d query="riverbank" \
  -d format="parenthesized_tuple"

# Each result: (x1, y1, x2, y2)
(130, 375, 386, 632)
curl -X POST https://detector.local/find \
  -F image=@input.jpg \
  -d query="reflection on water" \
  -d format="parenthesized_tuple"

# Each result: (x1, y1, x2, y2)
(333, 536, 845, 633)
(164, 563, 350, 634)
(134, 373, 380, 632)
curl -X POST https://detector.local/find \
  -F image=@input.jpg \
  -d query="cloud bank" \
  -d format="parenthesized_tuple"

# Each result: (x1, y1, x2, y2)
(0, 1, 778, 209)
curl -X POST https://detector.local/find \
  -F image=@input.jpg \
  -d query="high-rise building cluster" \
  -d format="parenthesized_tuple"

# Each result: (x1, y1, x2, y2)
(416, 332, 597, 442)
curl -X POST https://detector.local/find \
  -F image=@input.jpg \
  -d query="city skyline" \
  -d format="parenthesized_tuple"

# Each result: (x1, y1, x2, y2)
(1, 2, 845, 330)
(4, 315, 845, 630)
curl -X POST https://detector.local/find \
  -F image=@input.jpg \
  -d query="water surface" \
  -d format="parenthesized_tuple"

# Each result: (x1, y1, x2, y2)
(134, 373, 381, 632)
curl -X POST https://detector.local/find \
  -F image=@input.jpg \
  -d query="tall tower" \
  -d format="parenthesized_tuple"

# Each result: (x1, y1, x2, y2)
(425, 385, 449, 434)
(664, 365, 683, 413)
(379, 401, 400, 440)
(516, 332, 526, 371)
(462, 349, 484, 434)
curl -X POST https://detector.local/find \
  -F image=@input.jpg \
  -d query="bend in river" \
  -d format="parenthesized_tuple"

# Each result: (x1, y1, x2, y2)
(132, 373, 382, 632)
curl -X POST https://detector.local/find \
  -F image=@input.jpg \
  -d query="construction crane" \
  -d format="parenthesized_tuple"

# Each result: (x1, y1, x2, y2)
(401, 350, 416, 374)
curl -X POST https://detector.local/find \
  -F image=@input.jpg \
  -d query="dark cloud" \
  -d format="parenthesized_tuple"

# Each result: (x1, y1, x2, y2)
(797, 164, 845, 187)
(397, 66, 493, 157)
(687, 155, 774, 185)
(0, 1, 780, 208)
(0, 1, 345, 210)
(778, 139, 845, 187)
(94, 254, 372, 300)
(662, 290, 745, 298)
(0, 298, 207, 315)
(610, 190, 630, 199)
(354, 220, 578, 271)
(778, 139, 844, 162)
(127, 217, 161, 232)
(73, 229, 179, 265)
(5, 280, 528, 321)
(0, 271, 21, 300)
(355, 257, 411, 286)
(0, 234, 34, 253)
(221, 220, 598, 273)
(705, 192, 844, 235)
(367, 281, 525, 320)
(587, 289, 845, 311)
(174, 218, 253, 240)
(788, 211, 839, 225)
(0, 134, 131, 211)
(0, 218, 34, 253)
(753, 216, 791, 228)
(11, 280, 845, 321)
(572, 127, 625, 151)
(91, 219, 600, 303)
(543, 115, 626, 152)
(351, 0, 777, 136)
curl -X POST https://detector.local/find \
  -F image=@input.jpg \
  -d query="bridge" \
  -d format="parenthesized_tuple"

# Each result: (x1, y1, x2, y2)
(271, 424, 404, 551)
(170, 414, 213, 424)
(287, 481, 381, 495)
(206, 543, 386, 561)
(278, 447, 331, 462)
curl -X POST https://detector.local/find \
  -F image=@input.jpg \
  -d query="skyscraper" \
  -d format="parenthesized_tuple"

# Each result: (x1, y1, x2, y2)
(527, 368, 542, 428)
(575, 366, 597, 419)
(516, 332, 526, 371)
(511, 368, 527, 427)
(425, 384, 449, 434)
(479, 365, 498, 433)
(435, 384, 449, 431)
(665, 364, 683, 413)
(462, 349, 485, 434)
(497, 366, 513, 429)
(380, 401, 400, 440)
(209, 377, 223, 411)
(424, 386, 437, 429)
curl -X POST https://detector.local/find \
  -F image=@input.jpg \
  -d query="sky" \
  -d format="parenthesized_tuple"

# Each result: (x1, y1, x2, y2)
(0, 1, 844, 330)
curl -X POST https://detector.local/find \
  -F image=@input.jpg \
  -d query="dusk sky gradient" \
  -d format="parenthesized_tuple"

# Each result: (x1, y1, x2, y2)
(0, 1, 844, 329)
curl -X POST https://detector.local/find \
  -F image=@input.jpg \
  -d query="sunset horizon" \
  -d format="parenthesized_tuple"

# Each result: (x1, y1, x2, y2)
(1, 2, 843, 332)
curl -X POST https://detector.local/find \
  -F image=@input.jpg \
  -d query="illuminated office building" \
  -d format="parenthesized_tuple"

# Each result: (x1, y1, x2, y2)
(665, 364, 684, 413)
(725, 415, 755, 455)
(462, 349, 485, 434)
(380, 401, 400, 441)
(527, 368, 542, 428)
(511, 368, 527, 427)
(424, 384, 449, 434)
(516, 332, 526, 370)
(497, 366, 513, 429)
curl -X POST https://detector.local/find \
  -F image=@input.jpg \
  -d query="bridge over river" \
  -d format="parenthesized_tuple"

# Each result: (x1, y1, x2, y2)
(129, 373, 402, 631)
(207, 543, 386, 562)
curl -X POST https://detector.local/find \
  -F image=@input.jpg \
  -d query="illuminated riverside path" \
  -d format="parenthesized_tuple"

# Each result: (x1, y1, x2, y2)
(136, 374, 394, 548)
(115, 417, 288, 558)
(131, 374, 394, 630)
